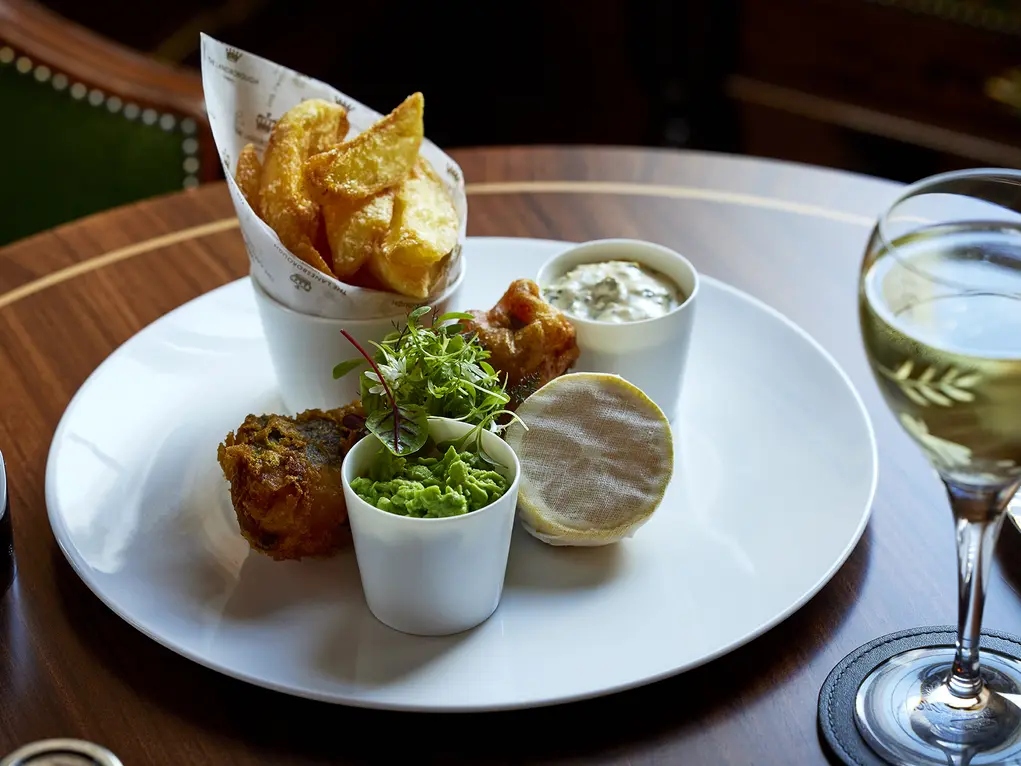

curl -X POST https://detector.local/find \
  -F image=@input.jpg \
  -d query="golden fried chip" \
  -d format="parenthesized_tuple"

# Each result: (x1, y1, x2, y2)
(383, 158, 459, 267)
(235, 143, 263, 214)
(322, 191, 395, 279)
(259, 99, 349, 276)
(306, 93, 424, 201)
(368, 247, 450, 300)
(292, 241, 338, 276)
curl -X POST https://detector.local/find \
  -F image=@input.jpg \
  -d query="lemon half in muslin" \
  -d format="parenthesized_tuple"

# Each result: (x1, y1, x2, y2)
(504, 372, 674, 546)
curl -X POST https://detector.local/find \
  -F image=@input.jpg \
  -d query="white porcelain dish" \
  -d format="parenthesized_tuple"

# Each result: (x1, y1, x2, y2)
(45, 237, 877, 712)
(252, 267, 464, 413)
(537, 239, 699, 421)
(343, 417, 520, 637)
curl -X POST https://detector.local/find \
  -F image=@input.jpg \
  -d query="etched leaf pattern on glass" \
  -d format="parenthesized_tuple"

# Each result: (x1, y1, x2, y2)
(885, 362, 1021, 478)
(898, 413, 972, 469)
(880, 360, 979, 407)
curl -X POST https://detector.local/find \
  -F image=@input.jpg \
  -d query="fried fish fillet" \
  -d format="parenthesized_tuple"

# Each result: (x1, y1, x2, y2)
(463, 279, 580, 408)
(217, 403, 365, 560)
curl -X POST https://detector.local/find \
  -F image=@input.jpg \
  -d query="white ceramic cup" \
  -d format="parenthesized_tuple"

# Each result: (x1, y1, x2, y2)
(536, 239, 699, 421)
(342, 418, 521, 636)
(251, 271, 464, 413)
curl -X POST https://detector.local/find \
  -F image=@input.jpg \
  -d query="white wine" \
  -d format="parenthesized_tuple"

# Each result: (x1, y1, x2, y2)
(853, 173, 1021, 766)
(860, 221, 1021, 486)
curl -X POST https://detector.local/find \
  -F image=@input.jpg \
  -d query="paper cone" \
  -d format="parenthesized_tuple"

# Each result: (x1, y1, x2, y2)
(200, 34, 467, 320)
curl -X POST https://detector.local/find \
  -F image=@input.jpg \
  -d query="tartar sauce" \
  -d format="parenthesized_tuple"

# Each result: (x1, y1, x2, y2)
(543, 260, 682, 323)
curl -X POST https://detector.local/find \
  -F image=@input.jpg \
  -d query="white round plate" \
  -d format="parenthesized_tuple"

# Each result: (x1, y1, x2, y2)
(46, 237, 876, 712)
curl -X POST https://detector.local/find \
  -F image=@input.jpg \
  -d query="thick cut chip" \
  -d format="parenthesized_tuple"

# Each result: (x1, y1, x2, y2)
(259, 98, 349, 276)
(383, 158, 459, 267)
(235, 143, 263, 214)
(306, 92, 424, 200)
(322, 191, 395, 279)
(367, 246, 449, 299)
(504, 373, 673, 547)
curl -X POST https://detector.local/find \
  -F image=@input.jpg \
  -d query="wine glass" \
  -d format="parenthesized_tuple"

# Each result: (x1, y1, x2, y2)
(857, 168, 1021, 765)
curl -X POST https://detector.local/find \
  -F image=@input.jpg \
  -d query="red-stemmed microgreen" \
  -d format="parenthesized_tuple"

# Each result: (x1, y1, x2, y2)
(339, 329, 396, 451)
(337, 329, 427, 455)
(334, 306, 524, 459)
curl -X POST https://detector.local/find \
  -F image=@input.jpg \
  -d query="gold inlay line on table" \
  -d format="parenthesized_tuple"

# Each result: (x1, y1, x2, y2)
(0, 180, 875, 310)
(0, 219, 240, 311)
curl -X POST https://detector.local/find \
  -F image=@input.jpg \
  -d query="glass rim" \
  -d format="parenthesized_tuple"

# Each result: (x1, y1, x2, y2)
(877, 167, 1021, 256)
(873, 168, 1021, 297)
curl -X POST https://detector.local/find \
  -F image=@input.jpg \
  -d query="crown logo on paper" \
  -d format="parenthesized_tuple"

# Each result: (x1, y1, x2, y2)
(446, 164, 462, 185)
(226, 48, 243, 63)
(290, 273, 312, 292)
(333, 96, 356, 112)
(255, 112, 276, 132)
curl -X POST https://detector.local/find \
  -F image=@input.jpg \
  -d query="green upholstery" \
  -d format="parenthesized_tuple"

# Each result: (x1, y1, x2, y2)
(0, 51, 198, 246)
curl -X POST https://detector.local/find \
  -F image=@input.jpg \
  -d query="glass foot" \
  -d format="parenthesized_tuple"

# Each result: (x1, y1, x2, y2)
(856, 647, 1021, 765)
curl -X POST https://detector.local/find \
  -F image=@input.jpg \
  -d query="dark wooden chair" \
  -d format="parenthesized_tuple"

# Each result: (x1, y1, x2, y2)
(0, 0, 218, 246)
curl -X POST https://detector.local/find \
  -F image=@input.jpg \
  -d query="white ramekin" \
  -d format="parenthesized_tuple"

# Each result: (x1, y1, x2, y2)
(537, 239, 699, 421)
(251, 268, 464, 413)
(342, 417, 520, 636)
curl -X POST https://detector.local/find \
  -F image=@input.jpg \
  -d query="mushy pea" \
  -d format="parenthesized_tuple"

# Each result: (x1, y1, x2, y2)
(351, 445, 509, 518)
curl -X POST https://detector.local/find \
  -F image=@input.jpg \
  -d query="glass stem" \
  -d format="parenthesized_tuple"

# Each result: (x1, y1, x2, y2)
(944, 479, 1021, 700)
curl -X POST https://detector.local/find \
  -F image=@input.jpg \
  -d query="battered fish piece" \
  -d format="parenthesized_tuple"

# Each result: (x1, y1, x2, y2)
(217, 403, 366, 560)
(464, 279, 580, 408)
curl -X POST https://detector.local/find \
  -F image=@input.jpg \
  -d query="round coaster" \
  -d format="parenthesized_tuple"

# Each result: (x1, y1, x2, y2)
(817, 626, 1021, 766)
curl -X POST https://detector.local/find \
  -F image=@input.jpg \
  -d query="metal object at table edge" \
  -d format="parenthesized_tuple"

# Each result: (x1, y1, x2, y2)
(0, 739, 123, 766)
(1009, 494, 1021, 534)
(0, 447, 11, 594)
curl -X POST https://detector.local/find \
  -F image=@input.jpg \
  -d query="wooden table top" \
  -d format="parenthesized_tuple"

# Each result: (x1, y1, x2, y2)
(4, 146, 1021, 765)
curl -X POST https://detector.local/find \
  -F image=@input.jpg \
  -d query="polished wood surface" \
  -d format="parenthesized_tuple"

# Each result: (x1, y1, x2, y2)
(4, 146, 1020, 765)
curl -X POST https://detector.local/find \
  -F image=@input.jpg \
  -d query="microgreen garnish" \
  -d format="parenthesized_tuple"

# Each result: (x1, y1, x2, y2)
(331, 358, 366, 379)
(337, 329, 424, 454)
(335, 307, 523, 456)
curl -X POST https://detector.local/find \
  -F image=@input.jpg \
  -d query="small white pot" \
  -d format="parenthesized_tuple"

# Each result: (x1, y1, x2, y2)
(342, 417, 520, 636)
(537, 239, 699, 421)
(250, 269, 465, 414)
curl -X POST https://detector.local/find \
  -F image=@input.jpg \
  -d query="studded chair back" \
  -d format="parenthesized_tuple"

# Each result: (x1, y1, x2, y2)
(0, 0, 217, 246)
